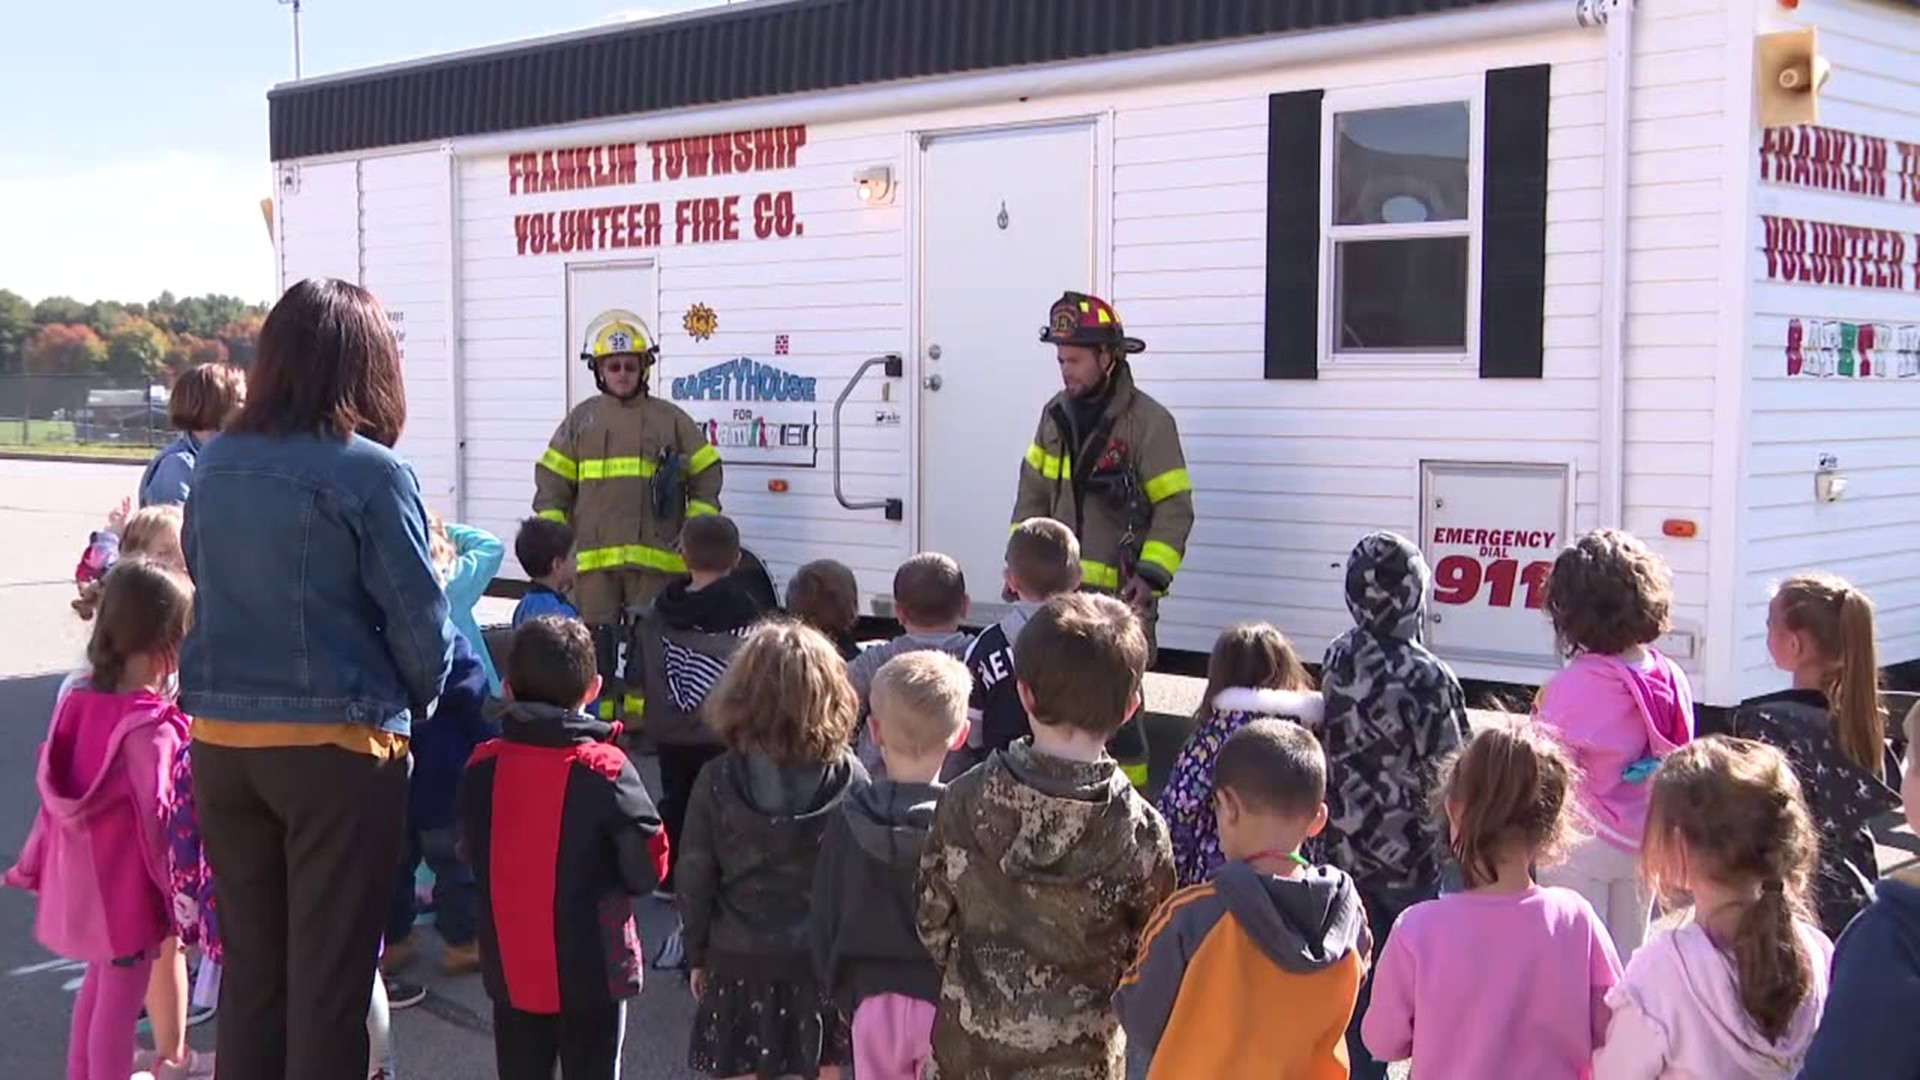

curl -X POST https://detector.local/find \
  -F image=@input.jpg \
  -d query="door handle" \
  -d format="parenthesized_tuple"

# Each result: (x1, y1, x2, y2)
(923, 374, 943, 391)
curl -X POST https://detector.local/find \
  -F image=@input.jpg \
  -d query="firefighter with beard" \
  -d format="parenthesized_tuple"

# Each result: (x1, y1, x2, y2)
(534, 310, 723, 718)
(1013, 291, 1194, 787)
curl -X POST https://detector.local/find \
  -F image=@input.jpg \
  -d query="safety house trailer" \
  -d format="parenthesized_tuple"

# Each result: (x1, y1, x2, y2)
(265, 0, 1920, 706)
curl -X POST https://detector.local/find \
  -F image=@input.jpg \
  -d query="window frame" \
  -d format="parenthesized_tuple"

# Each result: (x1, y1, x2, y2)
(1317, 79, 1485, 370)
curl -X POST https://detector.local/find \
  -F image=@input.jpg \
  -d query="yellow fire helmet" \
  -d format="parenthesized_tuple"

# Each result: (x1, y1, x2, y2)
(578, 309, 660, 365)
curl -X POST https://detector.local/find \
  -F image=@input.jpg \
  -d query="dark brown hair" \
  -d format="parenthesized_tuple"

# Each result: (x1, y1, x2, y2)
(787, 559, 860, 635)
(507, 615, 599, 709)
(1773, 574, 1885, 779)
(229, 278, 407, 447)
(893, 552, 968, 627)
(1012, 593, 1146, 736)
(706, 619, 858, 764)
(1197, 622, 1314, 722)
(88, 559, 193, 692)
(869, 651, 971, 757)
(1542, 529, 1673, 657)
(1006, 517, 1082, 597)
(168, 363, 246, 432)
(515, 516, 575, 581)
(1443, 724, 1580, 889)
(681, 514, 741, 575)
(1643, 737, 1818, 1042)
(1214, 719, 1326, 818)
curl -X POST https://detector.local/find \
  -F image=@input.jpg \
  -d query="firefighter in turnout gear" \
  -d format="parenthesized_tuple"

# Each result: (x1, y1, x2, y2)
(1014, 291, 1194, 786)
(534, 310, 723, 718)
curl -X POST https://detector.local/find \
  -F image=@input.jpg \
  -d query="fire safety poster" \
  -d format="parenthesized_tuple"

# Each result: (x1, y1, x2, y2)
(1418, 461, 1573, 667)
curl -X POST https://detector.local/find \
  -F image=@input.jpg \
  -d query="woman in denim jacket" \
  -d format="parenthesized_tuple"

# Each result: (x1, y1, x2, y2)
(178, 278, 454, 1079)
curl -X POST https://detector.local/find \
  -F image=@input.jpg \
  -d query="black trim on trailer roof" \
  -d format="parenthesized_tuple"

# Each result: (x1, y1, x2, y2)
(268, 0, 1514, 161)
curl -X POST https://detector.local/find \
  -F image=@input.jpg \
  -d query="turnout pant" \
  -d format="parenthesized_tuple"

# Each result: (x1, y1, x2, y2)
(574, 567, 675, 721)
(195, 742, 408, 1080)
(494, 1002, 627, 1080)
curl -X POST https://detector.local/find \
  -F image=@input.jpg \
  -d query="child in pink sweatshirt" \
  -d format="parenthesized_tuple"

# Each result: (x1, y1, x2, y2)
(5, 559, 194, 1080)
(1594, 738, 1831, 1079)
(1362, 725, 1622, 1080)
(1535, 530, 1694, 960)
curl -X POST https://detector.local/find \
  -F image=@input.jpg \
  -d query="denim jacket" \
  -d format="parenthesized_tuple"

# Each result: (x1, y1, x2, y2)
(178, 432, 454, 734)
(139, 432, 202, 507)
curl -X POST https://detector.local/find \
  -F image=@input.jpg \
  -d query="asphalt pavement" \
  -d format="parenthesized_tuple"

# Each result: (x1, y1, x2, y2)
(0, 458, 1204, 1079)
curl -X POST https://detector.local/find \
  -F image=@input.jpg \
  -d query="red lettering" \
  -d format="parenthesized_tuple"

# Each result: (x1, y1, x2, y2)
(610, 205, 627, 249)
(617, 144, 638, 186)
(650, 142, 666, 183)
(514, 213, 531, 254)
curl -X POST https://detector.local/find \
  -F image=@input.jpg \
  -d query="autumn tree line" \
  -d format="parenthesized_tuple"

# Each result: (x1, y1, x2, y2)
(0, 289, 268, 381)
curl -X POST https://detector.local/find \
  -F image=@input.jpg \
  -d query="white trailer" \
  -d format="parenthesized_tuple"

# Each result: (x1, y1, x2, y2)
(266, 0, 1920, 706)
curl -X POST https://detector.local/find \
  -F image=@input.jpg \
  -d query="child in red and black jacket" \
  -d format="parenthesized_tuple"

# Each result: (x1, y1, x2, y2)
(459, 615, 667, 1080)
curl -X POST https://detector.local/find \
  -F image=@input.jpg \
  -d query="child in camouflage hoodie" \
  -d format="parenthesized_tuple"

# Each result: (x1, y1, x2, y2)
(916, 594, 1175, 1079)
(1319, 531, 1470, 1080)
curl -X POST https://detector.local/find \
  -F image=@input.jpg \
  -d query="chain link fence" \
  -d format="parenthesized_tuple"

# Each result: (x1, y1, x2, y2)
(0, 374, 170, 451)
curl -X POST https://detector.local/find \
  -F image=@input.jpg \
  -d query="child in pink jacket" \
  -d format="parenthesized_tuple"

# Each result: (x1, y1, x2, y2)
(5, 559, 193, 1080)
(1535, 530, 1694, 961)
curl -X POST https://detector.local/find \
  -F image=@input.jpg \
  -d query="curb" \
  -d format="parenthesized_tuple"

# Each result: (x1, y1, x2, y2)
(0, 450, 149, 467)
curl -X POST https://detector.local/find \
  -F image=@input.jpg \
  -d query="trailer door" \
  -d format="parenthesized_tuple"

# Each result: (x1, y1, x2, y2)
(917, 123, 1096, 604)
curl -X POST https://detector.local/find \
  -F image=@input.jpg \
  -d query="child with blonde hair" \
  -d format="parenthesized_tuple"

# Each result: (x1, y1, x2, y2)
(680, 620, 869, 1079)
(1732, 573, 1899, 938)
(812, 651, 972, 1080)
(1161, 621, 1322, 886)
(1535, 529, 1695, 960)
(1594, 737, 1831, 1078)
(8, 560, 194, 1080)
(1362, 725, 1622, 1079)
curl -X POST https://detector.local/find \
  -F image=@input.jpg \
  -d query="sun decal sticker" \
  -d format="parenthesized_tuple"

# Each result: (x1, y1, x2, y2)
(683, 302, 719, 342)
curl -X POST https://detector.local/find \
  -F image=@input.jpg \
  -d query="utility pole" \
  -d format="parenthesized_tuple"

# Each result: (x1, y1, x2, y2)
(278, 0, 304, 79)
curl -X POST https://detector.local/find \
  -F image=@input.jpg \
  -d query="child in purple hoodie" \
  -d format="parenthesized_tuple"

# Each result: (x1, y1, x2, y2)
(1535, 530, 1695, 961)
(5, 560, 193, 1080)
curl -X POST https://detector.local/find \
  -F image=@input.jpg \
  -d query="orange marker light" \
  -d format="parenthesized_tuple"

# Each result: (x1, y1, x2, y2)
(767, 479, 790, 493)
(1662, 519, 1698, 539)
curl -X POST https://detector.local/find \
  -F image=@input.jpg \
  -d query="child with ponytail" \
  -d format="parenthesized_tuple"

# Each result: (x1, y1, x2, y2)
(1800, 701, 1920, 1079)
(1732, 573, 1899, 938)
(1594, 737, 1832, 1078)
(6, 560, 194, 1080)
(1160, 622, 1322, 886)
(1361, 724, 1623, 1080)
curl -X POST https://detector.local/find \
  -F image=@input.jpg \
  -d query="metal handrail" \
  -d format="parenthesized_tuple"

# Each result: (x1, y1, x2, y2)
(832, 353, 904, 520)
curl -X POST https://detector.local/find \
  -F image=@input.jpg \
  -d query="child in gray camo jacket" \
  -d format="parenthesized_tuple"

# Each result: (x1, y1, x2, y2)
(1319, 531, 1470, 1080)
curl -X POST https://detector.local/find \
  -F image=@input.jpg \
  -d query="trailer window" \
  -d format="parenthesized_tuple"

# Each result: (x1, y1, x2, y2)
(1323, 98, 1477, 365)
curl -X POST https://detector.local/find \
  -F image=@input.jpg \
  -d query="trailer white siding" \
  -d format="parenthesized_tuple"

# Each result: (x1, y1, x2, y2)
(455, 131, 913, 598)
(275, 160, 359, 288)
(359, 152, 459, 510)
(1737, 0, 1920, 693)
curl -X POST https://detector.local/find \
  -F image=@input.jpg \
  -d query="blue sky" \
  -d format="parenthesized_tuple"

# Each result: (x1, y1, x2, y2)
(0, 0, 714, 305)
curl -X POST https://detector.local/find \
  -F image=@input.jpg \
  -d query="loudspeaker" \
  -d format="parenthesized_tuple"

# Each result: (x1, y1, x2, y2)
(1757, 27, 1831, 128)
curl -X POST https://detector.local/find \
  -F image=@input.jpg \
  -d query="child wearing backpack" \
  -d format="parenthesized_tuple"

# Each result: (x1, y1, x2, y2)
(1535, 529, 1695, 960)
(1594, 737, 1832, 1078)
(7, 560, 193, 1080)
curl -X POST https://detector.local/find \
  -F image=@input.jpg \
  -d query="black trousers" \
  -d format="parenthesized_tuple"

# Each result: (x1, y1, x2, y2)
(1346, 882, 1438, 1080)
(494, 1002, 627, 1080)
(657, 743, 723, 892)
(194, 742, 408, 1080)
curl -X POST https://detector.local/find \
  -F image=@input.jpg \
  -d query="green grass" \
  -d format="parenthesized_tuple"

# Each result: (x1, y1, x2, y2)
(0, 419, 78, 444)
(0, 419, 155, 459)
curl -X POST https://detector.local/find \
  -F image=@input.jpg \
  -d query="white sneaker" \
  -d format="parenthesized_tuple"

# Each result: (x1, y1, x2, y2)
(150, 1050, 217, 1080)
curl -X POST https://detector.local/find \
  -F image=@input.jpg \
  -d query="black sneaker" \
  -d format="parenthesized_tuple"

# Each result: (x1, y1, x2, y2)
(383, 976, 427, 1010)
